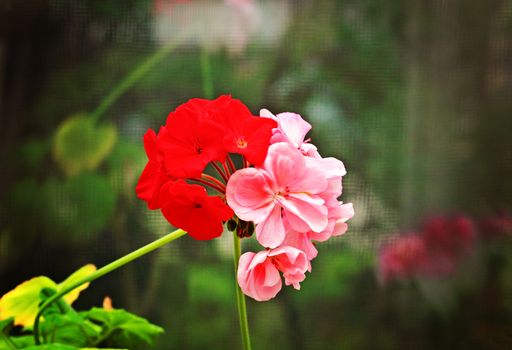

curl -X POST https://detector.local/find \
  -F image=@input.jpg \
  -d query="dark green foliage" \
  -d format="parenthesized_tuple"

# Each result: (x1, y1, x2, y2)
(40, 313, 101, 348)
(0, 303, 162, 350)
(84, 308, 164, 349)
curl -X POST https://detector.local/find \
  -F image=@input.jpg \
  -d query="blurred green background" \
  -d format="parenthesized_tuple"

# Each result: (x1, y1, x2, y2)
(1, 0, 512, 349)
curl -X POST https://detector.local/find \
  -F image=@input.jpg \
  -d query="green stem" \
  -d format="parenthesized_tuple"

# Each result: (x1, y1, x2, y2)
(232, 232, 252, 350)
(34, 229, 187, 345)
(90, 33, 187, 123)
(200, 48, 214, 99)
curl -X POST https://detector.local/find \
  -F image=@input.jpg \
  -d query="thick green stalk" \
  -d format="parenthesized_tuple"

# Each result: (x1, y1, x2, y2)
(34, 229, 187, 345)
(232, 232, 252, 350)
(90, 33, 188, 123)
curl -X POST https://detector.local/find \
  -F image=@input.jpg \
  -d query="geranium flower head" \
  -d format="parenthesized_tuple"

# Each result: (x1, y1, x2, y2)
(227, 142, 329, 248)
(136, 97, 353, 302)
(378, 235, 428, 284)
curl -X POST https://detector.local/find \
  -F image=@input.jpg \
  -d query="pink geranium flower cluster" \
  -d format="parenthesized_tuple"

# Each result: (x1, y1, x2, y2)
(378, 215, 477, 284)
(228, 110, 354, 301)
(137, 96, 353, 301)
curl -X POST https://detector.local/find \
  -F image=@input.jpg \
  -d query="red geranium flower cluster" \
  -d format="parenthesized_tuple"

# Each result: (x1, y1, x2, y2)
(136, 95, 276, 240)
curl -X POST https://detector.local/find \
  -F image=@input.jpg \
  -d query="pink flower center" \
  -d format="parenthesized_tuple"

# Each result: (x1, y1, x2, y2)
(272, 186, 290, 202)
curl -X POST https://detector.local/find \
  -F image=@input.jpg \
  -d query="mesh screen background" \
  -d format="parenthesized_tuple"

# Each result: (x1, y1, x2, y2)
(1, 0, 512, 349)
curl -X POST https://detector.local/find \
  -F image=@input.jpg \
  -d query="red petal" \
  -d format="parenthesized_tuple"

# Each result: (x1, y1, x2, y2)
(160, 181, 233, 240)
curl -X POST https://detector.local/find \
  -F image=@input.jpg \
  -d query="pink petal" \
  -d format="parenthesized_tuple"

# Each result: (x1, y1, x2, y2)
(288, 163, 327, 194)
(305, 156, 346, 178)
(280, 194, 328, 233)
(282, 230, 318, 262)
(309, 220, 335, 242)
(274, 112, 312, 148)
(269, 246, 309, 289)
(263, 259, 281, 287)
(300, 143, 320, 157)
(229, 168, 273, 207)
(331, 202, 354, 236)
(312, 201, 354, 239)
(339, 202, 355, 219)
(226, 168, 275, 223)
(237, 251, 282, 301)
(255, 205, 286, 248)
(259, 108, 277, 121)
(263, 143, 306, 190)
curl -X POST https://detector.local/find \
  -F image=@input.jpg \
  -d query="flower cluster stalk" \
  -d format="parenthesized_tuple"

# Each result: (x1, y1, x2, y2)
(33, 229, 187, 345)
(233, 232, 253, 350)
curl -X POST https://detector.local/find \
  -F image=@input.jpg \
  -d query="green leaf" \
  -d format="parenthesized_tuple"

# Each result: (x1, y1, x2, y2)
(85, 308, 163, 348)
(39, 313, 101, 348)
(8, 335, 35, 348)
(59, 265, 96, 306)
(0, 265, 96, 328)
(53, 115, 117, 177)
(0, 277, 58, 327)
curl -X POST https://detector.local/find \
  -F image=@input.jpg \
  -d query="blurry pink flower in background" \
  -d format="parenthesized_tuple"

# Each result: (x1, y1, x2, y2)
(378, 235, 428, 284)
(421, 215, 477, 276)
(478, 212, 512, 239)
(153, 0, 263, 55)
(223, 0, 260, 55)
(423, 215, 476, 258)
(378, 215, 478, 284)
(153, 0, 192, 15)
